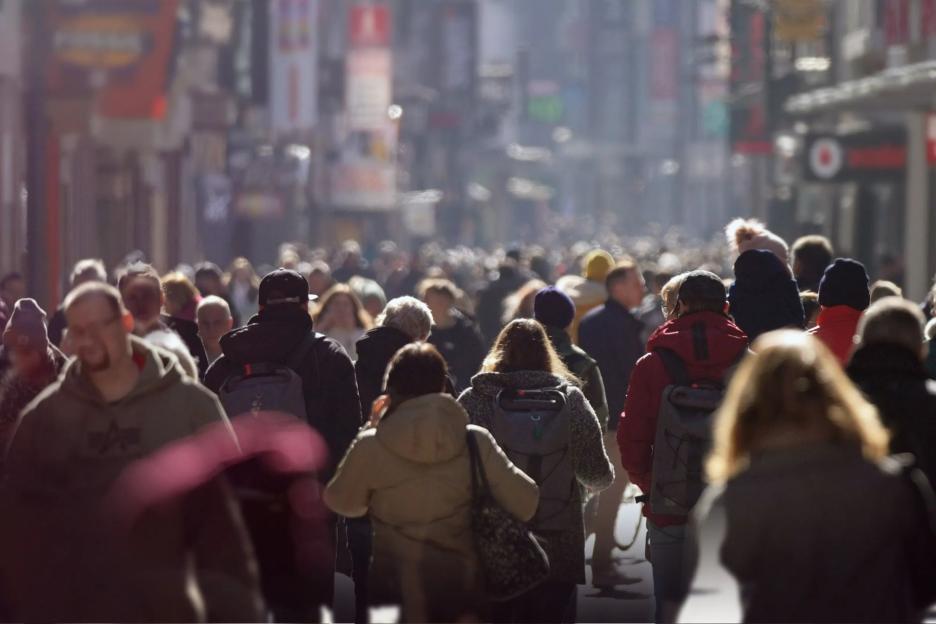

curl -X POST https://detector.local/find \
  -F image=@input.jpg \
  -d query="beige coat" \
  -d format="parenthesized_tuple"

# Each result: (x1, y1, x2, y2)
(324, 393, 538, 622)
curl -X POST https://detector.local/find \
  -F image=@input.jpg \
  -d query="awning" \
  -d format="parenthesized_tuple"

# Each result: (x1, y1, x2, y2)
(785, 60, 936, 116)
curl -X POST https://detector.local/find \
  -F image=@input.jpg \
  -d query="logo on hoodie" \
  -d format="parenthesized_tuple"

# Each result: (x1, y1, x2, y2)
(88, 420, 142, 456)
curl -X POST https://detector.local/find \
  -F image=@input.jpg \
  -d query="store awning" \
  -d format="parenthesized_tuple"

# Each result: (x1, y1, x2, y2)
(785, 60, 936, 116)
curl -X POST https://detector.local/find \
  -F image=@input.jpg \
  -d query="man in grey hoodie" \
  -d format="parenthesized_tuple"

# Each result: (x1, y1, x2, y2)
(0, 282, 263, 622)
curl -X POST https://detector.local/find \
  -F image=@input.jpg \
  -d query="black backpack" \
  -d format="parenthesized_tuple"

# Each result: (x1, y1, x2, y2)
(648, 347, 733, 518)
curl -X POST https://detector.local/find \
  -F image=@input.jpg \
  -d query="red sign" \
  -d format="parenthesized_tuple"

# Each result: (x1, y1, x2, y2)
(349, 4, 390, 48)
(927, 114, 936, 164)
(46, 0, 179, 119)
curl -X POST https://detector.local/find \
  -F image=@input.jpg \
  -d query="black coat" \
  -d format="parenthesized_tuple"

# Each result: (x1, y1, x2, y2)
(354, 326, 457, 423)
(162, 315, 209, 379)
(428, 310, 486, 393)
(578, 299, 644, 429)
(848, 343, 936, 488)
(476, 271, 526, 345)
(204, 305, 362, 480)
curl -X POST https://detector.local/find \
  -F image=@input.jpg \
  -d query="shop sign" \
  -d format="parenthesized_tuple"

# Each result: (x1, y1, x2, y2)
(803, 130, 906, 183)
(269, 0, 319, 135)
(46, 0, 179, 119)
(773, 0, 826, 43)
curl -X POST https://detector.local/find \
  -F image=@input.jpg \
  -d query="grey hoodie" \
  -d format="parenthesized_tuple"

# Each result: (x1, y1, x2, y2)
(0, 336, 263, 622)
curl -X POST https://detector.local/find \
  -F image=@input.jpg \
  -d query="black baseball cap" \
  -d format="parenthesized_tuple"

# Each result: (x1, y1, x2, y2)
(259, 268, 313, 306)
(677, 270, 727, 307)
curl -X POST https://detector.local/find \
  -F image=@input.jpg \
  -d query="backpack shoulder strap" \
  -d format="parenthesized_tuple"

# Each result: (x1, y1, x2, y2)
(286, 332, 321, 371)
(654, 347, 690, 387)
(465, 429, 491, 499)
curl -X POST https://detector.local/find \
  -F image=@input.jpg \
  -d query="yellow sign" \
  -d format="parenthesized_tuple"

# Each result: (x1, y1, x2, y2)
(53, 15, 150, 70)
(773, 0, 826, 43)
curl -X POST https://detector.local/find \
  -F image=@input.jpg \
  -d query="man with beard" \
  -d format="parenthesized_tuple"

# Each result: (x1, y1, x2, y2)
(0, 282, 262, 622)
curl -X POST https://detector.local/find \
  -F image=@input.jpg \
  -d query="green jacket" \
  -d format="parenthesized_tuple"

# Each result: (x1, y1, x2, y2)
(1, 336, 263, 622)
(546, 325, 611, 431)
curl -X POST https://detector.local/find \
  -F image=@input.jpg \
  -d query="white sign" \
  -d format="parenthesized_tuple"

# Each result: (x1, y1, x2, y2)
(808, 138, 843, 180)
(269, 0, 319, 135)
(347, 48, 392, 131)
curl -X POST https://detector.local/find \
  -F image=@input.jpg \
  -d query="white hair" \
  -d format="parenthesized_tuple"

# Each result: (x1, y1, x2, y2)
(376, 296, 434, 341)
(197, 295, 232, 318)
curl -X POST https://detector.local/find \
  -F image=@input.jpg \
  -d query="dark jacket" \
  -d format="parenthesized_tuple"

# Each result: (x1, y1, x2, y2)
(578, 299, 645, 430)
(355, 326, 414, 423)
(355, 325, 457, 422)
(428, 310, 486, 393)
(162, 314, 209, 379)
(729, 249, 805, 342)
(545, 325, 610, 430)
(205, 305, 362, 480)
(0, 346, 67, 455)
(458, 371, 613, 584)
(848, 343, 936, 487)
(618, 311, 748, 527)
(477, 270, 526, 345)
(684, 445, 936, 623)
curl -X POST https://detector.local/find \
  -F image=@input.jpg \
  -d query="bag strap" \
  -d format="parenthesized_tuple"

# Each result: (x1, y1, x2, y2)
(286, 332, 319, 371)
(654, 347, 690, 386)
(466, 430, 492, 500)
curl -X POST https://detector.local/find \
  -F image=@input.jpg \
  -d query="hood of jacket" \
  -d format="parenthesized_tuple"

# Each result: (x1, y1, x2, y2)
(375, 394, 469, 464)
(219, 304, 314, 365)
(647, 311, 749, 380)
(848, 342, 930, 383)
(468, 370, 568, 399)
(58, 335, 185, 405)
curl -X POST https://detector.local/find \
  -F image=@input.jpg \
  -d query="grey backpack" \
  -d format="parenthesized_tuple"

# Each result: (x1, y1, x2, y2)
(218, 333, 320, 423)
(649, 347, 730, 518)
(491, 386, 575, 532)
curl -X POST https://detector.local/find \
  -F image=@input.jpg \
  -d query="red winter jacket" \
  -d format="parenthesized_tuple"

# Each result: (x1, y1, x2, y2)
(807, 305, 863, 365)
(616, 311, 748, 527)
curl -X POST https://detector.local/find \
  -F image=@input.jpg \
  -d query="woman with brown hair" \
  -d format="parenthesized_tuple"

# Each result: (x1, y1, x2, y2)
(681, 330, 936, 623)
(161, 272, 201, 322)
(313, 284, 373, 361)
(325, 343, 538, 623)
(458, 319, 614, 623)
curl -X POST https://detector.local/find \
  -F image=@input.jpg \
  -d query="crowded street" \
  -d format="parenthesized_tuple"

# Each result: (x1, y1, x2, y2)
(3, 1, 936, 623)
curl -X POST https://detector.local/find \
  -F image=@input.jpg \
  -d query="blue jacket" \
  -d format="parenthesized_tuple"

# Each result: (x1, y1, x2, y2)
(578, 299, 644, 429)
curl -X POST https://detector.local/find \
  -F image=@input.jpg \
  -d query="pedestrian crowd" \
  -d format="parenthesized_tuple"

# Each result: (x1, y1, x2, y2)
(0, 220, 934, 623)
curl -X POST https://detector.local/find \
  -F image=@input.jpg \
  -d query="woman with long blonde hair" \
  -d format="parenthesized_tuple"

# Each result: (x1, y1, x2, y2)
(458, 319, 613, 623)
(313, 284, 373, 361)
(681, 330, 936, 623)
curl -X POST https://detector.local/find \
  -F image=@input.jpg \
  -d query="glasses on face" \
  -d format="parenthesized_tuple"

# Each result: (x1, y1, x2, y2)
(68, 315, 121, 342)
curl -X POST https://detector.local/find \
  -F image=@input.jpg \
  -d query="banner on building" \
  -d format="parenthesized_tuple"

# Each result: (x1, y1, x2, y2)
(46, 0, 179, 119)
(332, 3, 396, 210)
(803, 130, 906, 183)
(269, 0, 319, 135)
(347, 48, 392, 131)
(773, 0, 826, 42)
(329, 120, 398, 210)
